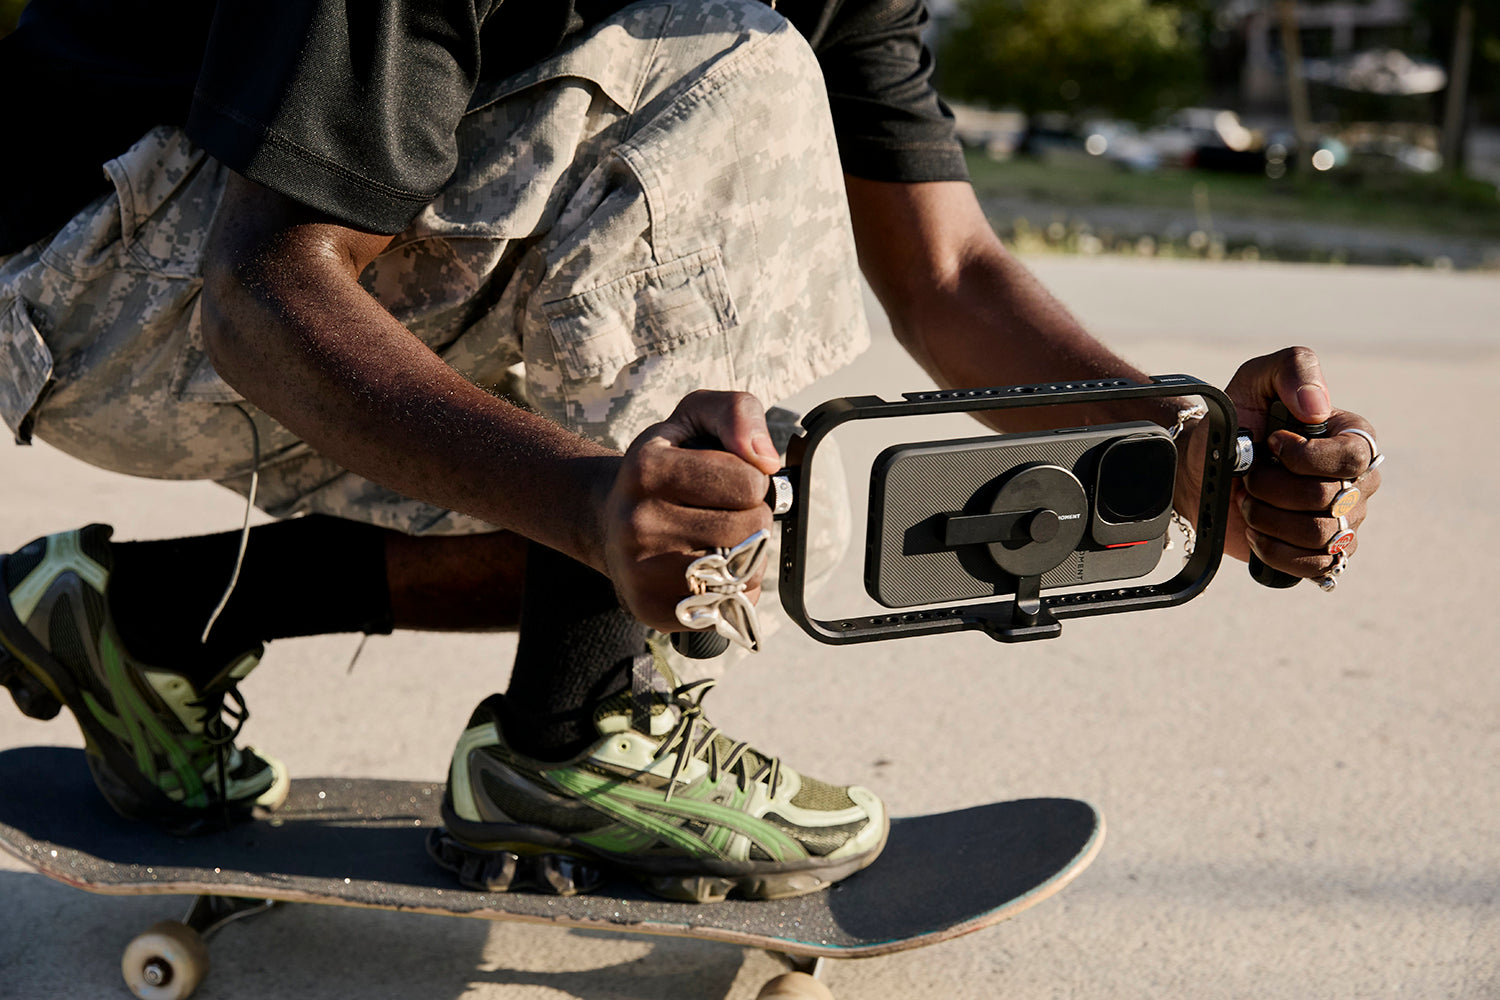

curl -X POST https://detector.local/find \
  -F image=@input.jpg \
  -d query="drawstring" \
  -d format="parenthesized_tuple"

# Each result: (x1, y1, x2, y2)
(201, 403, 260, 644)
(198, 402, 260, 820)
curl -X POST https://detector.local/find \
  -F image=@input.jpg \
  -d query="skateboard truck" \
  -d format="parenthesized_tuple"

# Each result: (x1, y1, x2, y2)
(121, 895, 277, 999)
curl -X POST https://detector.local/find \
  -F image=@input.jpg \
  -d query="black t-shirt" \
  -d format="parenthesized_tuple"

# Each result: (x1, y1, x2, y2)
(0, 0, 965, 254)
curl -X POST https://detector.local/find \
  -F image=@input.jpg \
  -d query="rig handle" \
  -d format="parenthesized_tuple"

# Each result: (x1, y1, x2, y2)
(1248, 401, 1328, 589)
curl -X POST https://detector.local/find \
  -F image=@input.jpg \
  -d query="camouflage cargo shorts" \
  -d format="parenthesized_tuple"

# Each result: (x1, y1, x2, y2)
(0, 0, 866, 636)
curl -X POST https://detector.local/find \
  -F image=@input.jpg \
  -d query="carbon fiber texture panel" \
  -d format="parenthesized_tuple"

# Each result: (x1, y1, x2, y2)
(868, 424, 1168, 609)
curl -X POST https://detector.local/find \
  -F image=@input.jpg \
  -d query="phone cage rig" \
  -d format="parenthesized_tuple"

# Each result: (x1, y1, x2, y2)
(776, 375, 1238, 645)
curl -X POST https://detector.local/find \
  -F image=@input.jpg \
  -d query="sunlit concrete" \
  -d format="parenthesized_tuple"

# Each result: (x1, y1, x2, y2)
(3, 257, 1495, 1000)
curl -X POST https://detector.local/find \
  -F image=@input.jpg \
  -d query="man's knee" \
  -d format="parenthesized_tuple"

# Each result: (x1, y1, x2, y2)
(632, 0, 825, 123)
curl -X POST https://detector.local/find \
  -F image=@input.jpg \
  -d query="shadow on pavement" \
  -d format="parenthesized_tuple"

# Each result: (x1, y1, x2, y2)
(0, 870, 747, 999)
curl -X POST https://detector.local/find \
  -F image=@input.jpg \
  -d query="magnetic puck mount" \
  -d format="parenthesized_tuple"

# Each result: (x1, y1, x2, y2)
(982, 464, 1088, 578)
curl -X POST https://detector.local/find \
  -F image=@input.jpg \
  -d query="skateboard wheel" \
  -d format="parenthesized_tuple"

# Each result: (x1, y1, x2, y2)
(756, 971, 835, 1000)
(121, 920, 210, 1000)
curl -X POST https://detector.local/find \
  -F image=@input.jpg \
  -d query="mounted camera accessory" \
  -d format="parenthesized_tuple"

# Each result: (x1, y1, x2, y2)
(775, 376, 1239, 646)
(863, 422, 1177, 610)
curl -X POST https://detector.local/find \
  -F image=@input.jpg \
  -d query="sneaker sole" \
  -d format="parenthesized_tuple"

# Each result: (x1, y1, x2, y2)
(426, 828, 607, 895)
(440, 803, 891, 903)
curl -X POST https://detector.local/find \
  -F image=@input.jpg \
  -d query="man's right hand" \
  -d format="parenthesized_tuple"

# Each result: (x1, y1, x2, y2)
(603, 390, 781, 634)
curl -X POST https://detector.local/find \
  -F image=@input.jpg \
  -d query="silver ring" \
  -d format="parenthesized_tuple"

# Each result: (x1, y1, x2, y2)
(1338, 428, 1384, 473)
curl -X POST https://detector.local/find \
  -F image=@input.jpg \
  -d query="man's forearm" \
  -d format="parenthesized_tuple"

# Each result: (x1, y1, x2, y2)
(845, 177, 1187, 432)
(201, 178, 617, 572)
(845, 177, 1380, 574)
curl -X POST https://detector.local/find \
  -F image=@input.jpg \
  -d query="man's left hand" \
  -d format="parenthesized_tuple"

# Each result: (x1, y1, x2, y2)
(1181, 346, 1381, 579)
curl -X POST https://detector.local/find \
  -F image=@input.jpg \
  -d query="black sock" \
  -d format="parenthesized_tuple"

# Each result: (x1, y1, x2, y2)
(503, 541, 648, 761)
(107, 515, 393, 685)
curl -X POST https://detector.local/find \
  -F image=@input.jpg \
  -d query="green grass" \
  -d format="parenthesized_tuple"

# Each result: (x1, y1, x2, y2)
(966, 149, 1500, 241)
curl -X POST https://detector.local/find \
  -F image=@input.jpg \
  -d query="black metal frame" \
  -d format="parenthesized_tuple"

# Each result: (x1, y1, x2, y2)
(776, 375, 1237, 645)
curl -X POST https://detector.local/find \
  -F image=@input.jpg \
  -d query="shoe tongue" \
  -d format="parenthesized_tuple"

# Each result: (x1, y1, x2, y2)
(592, 650, 680, 738)
(589, 665, 774, 780)
(593, 690, 678, 737)
(646, 646, 681, 689)
(201, 647, 265, 693)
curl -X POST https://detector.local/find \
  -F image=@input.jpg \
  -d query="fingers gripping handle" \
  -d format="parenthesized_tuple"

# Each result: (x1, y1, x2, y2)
(1248, 401, 1328, 589)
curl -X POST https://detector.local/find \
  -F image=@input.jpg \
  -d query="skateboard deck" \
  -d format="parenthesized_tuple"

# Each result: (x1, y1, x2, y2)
(0, 746, 1102, 998)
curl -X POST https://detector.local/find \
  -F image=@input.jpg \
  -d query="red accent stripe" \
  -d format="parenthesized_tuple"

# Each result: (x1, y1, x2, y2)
(1104, 541, 1149, 549)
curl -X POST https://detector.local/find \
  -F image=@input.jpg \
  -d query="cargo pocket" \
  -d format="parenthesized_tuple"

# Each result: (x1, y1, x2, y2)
(542, 247, 738, 389)
(103, 126, 215, 278)
(171, 297, 245, 404)
(0, 296, 54, 445)
(537, 247, 740, 446)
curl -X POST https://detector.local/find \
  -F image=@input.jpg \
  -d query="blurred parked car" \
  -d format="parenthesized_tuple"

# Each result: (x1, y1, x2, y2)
(1085, 109, 1262, 173)
(1304, 49, 1447, 97)
(1080, 120, 1160, 171)
(1018, 111, 1083, 159)
(949, 104, 1027, 160)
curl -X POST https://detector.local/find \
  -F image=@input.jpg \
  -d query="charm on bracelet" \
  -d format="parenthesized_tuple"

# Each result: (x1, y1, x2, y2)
(675, 530, 771, 653)
(1327, 514, 1356, 556)
(1331, 480, 1361, 519)
(1316, 550, 1350, 592)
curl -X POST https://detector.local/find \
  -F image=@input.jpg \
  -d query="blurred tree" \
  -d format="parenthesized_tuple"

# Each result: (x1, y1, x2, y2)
(937, 0, 1204, 122)
(0, 0, 28, 37)
(1416, 0, 1500, 101)
(1438, 1, 1473, 172)
(1415, 0, 1500, 172)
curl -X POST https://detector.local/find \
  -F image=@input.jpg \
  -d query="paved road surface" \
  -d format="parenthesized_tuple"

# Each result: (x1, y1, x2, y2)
(2, 257, 1495, 1000)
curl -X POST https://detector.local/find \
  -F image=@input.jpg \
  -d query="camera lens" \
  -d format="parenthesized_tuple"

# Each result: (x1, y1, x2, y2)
(1095, 435, 1177, 523)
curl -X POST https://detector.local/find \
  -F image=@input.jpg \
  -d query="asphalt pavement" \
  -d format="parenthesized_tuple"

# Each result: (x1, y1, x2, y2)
(2, 256, 1496, 1000)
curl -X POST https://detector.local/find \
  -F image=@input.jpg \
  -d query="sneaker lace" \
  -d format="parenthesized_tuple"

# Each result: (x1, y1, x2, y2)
(654, 679, 782, 801)
(188, 686, 252, 812)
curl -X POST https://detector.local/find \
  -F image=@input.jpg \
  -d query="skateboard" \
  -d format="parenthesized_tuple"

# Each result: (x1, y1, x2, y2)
(0, 746, 1103, 1000)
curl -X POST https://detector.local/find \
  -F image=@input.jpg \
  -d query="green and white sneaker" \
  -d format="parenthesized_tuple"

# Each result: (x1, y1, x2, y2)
(0, 525, 289, 833)
(432, 662, 888, 902)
